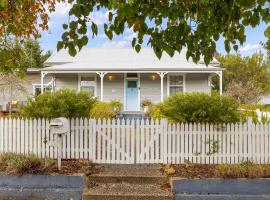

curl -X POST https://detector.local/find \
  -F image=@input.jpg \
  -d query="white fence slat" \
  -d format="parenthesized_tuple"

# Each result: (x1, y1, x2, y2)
(140, 119, 145, 163)
(25, 119, 29, 155)
(116, 119, 121, 163)
(136, 119, 140, 163)
(79, 118, 84, 159)
(131, 119, 135, 164)
(1, 118, 270, 165)
(41, 119, 45, 158)
(111, 119, 116, 163)
(37, 119, 41, 157)
(4, 118, 8, 152)
(84, 118, 89, 160)
(0, 118, 3, 152)
(12, 118, 16, 153)
(8, 118, 12, 152)
(107, 119, 111, 163)
(126, 119, 130, 164)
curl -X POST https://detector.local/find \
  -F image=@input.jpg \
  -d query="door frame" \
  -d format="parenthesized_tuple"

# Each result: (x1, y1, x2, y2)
(124, 73, 140, 111)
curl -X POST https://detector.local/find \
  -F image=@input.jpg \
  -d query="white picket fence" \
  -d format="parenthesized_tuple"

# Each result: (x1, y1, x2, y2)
(0, 118, 270, 164)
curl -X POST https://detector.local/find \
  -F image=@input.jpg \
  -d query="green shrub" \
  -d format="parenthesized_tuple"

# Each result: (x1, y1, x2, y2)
(19, 89, 97, 118)
(151, 92, 240, 124)
(90, 100, 122, 119)
(0, 153, 55, 176)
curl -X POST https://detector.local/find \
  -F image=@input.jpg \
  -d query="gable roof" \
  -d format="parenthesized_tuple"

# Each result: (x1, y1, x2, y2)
(43, 48, 221, 72)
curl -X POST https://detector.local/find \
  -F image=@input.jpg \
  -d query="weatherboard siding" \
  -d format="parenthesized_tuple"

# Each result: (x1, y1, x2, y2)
(55, 74, 78, 90)
(186, 73, 211, 93)
(0, 73, 52, 112)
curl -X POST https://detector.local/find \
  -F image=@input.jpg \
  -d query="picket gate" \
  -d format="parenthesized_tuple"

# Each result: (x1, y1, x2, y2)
(0, 118, 270, 164)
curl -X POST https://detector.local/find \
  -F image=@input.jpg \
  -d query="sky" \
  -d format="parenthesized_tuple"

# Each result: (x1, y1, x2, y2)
(39, 2, 268, 56)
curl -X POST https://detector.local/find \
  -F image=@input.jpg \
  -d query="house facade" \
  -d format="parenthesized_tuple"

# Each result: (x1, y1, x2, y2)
(0, 48, 223, 112)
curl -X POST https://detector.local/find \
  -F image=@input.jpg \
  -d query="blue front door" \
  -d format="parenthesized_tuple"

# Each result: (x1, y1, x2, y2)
(126, 80, 139, 111)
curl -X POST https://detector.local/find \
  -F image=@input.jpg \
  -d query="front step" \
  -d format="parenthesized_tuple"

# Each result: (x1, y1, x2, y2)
(83, 183, 173, 200)
(83, 164, 173, 200)
(87, 164, 167, 184)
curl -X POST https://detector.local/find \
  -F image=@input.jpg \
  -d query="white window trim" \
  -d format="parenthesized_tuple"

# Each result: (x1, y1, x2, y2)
(167, 74, 186, 96)
(32, 84, 52, 95)
(78, 74, 97, 97)
(33, 79, 55, 95)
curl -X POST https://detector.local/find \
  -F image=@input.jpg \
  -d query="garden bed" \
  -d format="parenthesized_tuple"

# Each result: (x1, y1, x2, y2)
(162, 162, 270, 179)
(0, 153, 104, 200)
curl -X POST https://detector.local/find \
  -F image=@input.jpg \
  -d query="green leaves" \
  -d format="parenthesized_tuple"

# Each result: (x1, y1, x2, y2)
(57, 0, 270, 63)
(57, 41, 64, 51)
(91, 22, 98, 37)
(135, 44, 141, 52)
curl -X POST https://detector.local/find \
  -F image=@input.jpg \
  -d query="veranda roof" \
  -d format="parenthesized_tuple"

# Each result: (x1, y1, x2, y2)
(43, 48, 221, 72)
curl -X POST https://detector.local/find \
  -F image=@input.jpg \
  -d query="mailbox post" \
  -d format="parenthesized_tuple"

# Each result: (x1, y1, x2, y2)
(50, 117, 70, 170)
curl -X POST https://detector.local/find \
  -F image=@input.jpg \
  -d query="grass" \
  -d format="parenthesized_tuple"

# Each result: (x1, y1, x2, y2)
(0, 153, 103, 177)
(165, 161, 270, 179)
(0, 153, 55, 176)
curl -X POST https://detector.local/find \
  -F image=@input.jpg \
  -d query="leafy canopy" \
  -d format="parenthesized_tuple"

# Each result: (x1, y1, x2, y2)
(58, 0, 270, 64)
(215, 53, 270, 103)
(0, 38, 51, 74)
(0, 0, 61, 38)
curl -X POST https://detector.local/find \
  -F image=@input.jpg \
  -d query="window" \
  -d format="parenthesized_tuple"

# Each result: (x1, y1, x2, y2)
(127, 80, 137, 88)
(33, 85, 52, 95)
(126, 73, 138, 78)
(168, 75, 184, 95)
(80, 75, 96, 96)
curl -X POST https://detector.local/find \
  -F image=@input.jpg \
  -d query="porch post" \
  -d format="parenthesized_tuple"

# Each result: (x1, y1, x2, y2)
(218, 71, 223, 95)
(157, 72, 168, 102)
(97, 72, 107, 101)
(41, 72, 47, 94)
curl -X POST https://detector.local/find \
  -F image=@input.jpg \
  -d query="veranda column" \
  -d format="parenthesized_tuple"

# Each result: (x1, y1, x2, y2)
(40, 72, 47, 94)
(97, 72, 107, 101)
(157, 72, 168, 102)
(218, 71, 223, 95)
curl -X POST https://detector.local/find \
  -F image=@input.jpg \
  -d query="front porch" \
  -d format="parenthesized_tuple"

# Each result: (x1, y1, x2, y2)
(40, 70, 223, 112)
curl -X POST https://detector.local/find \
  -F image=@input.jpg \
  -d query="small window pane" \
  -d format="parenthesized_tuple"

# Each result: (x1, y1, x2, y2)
(170, 86, 183, 94)
(128, 81, 137, 88)
(170, 76, 183, 85)
(81, 86, 95, 95)
(127, 73, 138, 78)
(81, 76, 95, 81)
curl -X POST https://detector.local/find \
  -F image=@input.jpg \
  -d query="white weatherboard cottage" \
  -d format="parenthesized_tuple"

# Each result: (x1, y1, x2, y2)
(0, 48, 223, 112)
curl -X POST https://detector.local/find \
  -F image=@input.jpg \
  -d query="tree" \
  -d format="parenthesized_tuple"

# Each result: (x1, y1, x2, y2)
(0, 37, 27, 74)
(0, 72, 28, 115)
(225, 81, 263, 103)
(215, 53, 270, 103)
(0, 38, 50, 74)
(23, 39, 51, 68)
(0, 0, 61, 39)
(57, 0, 270, 64)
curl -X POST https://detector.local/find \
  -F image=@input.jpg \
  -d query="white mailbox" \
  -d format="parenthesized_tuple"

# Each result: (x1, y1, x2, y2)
(50, 117, 69, 135)
(49, 117, 70, 170)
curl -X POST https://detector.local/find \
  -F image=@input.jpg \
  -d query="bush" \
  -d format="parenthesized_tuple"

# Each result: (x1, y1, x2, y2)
(19, 89, 97, 118)
(0, 153, 55, 176)
(151, 92, 240, 124)
(90, 100, 122, 119)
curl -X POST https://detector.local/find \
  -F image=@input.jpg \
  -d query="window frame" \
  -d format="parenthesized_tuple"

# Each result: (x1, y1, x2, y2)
(78, 74, 97, 97)
(32, 84, 52, 95)
(167, 74, 186, 96)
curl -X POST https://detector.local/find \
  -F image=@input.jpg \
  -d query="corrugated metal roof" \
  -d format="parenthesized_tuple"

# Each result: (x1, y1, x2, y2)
(44, 48, 220, 72)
